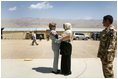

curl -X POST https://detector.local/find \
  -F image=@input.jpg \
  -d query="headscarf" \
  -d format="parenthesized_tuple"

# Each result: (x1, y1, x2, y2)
(63, 23, 72, 30)
(63, 23, 73, 41)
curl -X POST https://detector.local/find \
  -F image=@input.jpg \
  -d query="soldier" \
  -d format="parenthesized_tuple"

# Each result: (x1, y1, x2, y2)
(97, 15, 117, 78)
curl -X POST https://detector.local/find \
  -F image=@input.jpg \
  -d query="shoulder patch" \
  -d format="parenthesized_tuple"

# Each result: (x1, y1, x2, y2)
(109, 29, 114, 38)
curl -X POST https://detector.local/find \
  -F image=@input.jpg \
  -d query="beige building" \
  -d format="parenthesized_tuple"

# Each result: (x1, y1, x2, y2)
(2, 27, 104, 39)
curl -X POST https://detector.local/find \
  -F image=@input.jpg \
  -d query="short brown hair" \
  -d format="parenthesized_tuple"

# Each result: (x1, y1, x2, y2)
(49, 22, 56, 29)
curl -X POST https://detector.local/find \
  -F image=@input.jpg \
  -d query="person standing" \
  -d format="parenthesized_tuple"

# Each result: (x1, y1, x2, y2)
(91, 32, 96, 40)
(32, 31, 38, 45)
(58, 23, 72, 76)
(39, 35, 42, 41)
(49, 22, 60, 74)
(46, 34, 50, 41)
(97, 15, 117, 78)
(96, 33, 98, 40)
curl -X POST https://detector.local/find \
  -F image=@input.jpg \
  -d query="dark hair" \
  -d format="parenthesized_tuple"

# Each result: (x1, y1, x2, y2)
(34, 31, 37, 33)
(103, 15, 113, 24)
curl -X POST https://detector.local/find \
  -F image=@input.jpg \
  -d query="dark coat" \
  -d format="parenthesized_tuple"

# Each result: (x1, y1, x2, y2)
(60, 41, 72, 55)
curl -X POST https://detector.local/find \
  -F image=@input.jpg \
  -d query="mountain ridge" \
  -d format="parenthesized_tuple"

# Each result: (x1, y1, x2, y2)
(1, 18, 117, 28)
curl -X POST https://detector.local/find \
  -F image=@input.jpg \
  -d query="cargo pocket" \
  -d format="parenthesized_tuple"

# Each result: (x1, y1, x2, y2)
(107, 53, 114, 62)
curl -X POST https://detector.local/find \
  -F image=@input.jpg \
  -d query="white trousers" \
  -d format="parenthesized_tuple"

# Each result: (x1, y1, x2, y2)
(52, 43, 60, 72)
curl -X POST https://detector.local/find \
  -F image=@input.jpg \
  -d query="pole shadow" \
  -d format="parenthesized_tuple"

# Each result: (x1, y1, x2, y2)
(32, 67, 52, 73)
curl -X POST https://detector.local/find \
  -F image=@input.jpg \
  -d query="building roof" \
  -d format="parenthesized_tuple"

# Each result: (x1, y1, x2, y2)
(3, 27, 104, 32)
(3, 28, 49, 31)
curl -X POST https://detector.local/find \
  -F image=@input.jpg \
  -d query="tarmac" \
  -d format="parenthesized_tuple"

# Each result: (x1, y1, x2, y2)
(1, 58, 117, 78)
(1, 40, 102, 59)
(1, 40, 117, 78)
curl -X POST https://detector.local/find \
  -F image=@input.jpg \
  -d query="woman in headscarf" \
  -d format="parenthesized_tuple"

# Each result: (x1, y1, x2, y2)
(57, 23, 73, 76)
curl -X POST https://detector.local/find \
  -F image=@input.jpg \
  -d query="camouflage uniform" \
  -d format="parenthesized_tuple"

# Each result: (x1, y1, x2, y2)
(97, 24, 117, 78)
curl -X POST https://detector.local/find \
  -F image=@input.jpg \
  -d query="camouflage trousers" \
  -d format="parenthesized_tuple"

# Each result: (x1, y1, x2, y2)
(101, 60, 114, 78)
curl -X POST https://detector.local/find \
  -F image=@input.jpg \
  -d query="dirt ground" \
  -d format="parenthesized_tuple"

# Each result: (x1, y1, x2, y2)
(1, 39, 117, 59)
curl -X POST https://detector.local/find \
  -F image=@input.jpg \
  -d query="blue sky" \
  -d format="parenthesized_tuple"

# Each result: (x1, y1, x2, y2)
(1, 1, 117, 20)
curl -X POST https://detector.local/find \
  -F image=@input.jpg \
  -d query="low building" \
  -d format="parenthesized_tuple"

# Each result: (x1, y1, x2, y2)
(2, 27, 104, 39)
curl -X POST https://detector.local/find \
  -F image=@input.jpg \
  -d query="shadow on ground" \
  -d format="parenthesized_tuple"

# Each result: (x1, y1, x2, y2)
(32, 67, 52, 73)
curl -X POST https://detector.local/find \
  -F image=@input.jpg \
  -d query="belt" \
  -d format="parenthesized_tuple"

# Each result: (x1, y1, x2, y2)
(63, 40, 70, 43)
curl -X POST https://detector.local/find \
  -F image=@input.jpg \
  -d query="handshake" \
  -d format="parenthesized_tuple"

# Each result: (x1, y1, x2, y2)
(55, 39, 61, 43)
(55, 35, 62, 43)
(55, 34, 67, 43)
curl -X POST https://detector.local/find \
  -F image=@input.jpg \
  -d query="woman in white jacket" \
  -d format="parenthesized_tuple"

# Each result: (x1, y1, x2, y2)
(58, 23, 73, 76)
